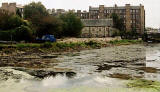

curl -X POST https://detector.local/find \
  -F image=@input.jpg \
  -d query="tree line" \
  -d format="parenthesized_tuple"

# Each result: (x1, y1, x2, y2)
(0, 2, 83, 42)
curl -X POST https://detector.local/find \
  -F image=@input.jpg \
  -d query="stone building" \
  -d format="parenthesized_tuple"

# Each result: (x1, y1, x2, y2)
(0, 3, 23, 17)
(76, 4, 145, 34)
(81, 19, 114, 37)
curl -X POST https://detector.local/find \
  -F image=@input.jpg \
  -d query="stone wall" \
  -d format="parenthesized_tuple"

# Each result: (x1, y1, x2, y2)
(81, 26, 117, 38)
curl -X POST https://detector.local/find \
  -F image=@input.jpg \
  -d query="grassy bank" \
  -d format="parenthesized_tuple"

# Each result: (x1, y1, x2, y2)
(0, 39, 143, 53)
(109, 39, 143, 45)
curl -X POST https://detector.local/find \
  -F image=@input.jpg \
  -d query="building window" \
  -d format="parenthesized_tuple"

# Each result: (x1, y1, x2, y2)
(136, 10, 139, 13)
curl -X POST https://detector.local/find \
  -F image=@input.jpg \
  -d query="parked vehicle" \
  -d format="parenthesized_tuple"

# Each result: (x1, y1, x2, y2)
(36, 35, 56, 42)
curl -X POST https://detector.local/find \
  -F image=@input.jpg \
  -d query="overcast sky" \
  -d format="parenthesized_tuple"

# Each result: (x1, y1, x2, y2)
(0, 0, 160, 28)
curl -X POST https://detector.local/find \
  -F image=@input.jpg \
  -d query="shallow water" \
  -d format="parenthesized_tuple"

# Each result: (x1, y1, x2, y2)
(1, 44, 160, 92)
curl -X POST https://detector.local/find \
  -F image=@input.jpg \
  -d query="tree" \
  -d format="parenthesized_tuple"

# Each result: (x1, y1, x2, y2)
(23, 2, 49, 31)
(59, 12, 84, 37)
(23, 2, 49, 20)
(0, 9, 34, 41)
(0, 9, 12, 30)
(36, 16, 63, 38)
(111, 13, 125, 31)
(7, 15, 24, 30)
(23, 2, 63, 38)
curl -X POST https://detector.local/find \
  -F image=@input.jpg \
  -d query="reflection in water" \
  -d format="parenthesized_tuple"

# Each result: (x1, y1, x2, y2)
(28, 70, 76, 79)
(24, 74, 126, 92)
(145, 44, 160, 81)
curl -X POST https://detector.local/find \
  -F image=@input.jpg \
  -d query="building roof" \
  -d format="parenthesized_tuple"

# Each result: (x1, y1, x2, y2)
(81, 19, 113, 27)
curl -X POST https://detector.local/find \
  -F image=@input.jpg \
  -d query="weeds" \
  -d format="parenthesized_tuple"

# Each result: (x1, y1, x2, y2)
(40, 42, 53, 48)
(0, 39, 143, 52)
(109, 39, 143, 45)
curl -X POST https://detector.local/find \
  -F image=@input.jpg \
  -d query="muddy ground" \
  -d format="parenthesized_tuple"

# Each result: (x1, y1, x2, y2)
(0, 43, 160, 92)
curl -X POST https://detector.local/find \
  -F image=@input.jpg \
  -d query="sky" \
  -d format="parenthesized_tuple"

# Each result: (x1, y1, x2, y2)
(0, 0, 160, 28)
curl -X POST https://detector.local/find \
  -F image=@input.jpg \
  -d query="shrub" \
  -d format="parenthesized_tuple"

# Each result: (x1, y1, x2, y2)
(120, 30, 138, 40)
(0, 30, 12, 41)
(40, 42, 53, 48)
(14, 25, 33, 42)
(85, 41, 101, 48)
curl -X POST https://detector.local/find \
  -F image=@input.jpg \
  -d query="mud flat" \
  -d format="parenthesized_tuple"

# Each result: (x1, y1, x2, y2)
(0, 43, 160, 92)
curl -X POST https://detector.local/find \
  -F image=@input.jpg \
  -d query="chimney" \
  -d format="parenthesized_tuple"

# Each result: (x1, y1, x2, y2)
(125, 4, 130, 7)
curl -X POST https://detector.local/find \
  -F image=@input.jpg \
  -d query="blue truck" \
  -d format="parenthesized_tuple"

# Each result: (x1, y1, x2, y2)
(36, 35, 56, 42)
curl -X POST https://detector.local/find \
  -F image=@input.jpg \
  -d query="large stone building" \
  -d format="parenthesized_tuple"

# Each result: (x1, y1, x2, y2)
(76, 4, 145, 34)
(0, 3, 23, 16)
(81, 19, 113, 37)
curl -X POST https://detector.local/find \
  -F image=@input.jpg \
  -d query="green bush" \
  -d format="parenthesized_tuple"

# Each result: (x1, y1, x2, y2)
(40, 42, 53, 48)
(7, 16, 24, 30)
(0, 30, 12, 41)
(84, 41, 101, 48)
(120, 30, 138, 40)
(14, 25, 33, 42)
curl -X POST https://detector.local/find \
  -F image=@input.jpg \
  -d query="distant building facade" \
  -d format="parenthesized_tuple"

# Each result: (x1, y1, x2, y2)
(81, 19, 113, 37)
(76, 4, 145, 34)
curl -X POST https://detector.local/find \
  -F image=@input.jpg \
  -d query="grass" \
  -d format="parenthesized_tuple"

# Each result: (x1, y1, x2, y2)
(109, 39, 143, 45)
(16, 43, 41, 49)
(127, 79, 160, 91)
(0, 39, 143, 53)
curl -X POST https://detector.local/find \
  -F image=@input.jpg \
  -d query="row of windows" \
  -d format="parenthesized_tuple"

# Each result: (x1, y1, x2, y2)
(90, 9, 140, 14)
(130, 9, 140, 13)
(90, 9, 126, 14)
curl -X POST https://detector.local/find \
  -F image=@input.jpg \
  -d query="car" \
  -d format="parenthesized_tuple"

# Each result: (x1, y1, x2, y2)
(36, 35, 56, 42)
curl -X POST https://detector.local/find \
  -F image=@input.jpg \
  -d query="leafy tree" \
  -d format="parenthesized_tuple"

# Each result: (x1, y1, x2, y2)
(23, 2, 62, 38)
(59, 12, 84, 37)
(7, 15, 24, 30)
(23, 2, 49, 32)
(0, 9, 12, 30)
(111, 13, 125, 31)
(0, 9, 34, 41)
(23, 2, 49, 20)
(36, 16, 63, 38)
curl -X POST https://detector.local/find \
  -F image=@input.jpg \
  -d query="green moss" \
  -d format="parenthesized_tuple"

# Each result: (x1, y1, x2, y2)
(127, 79, 160, 91)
